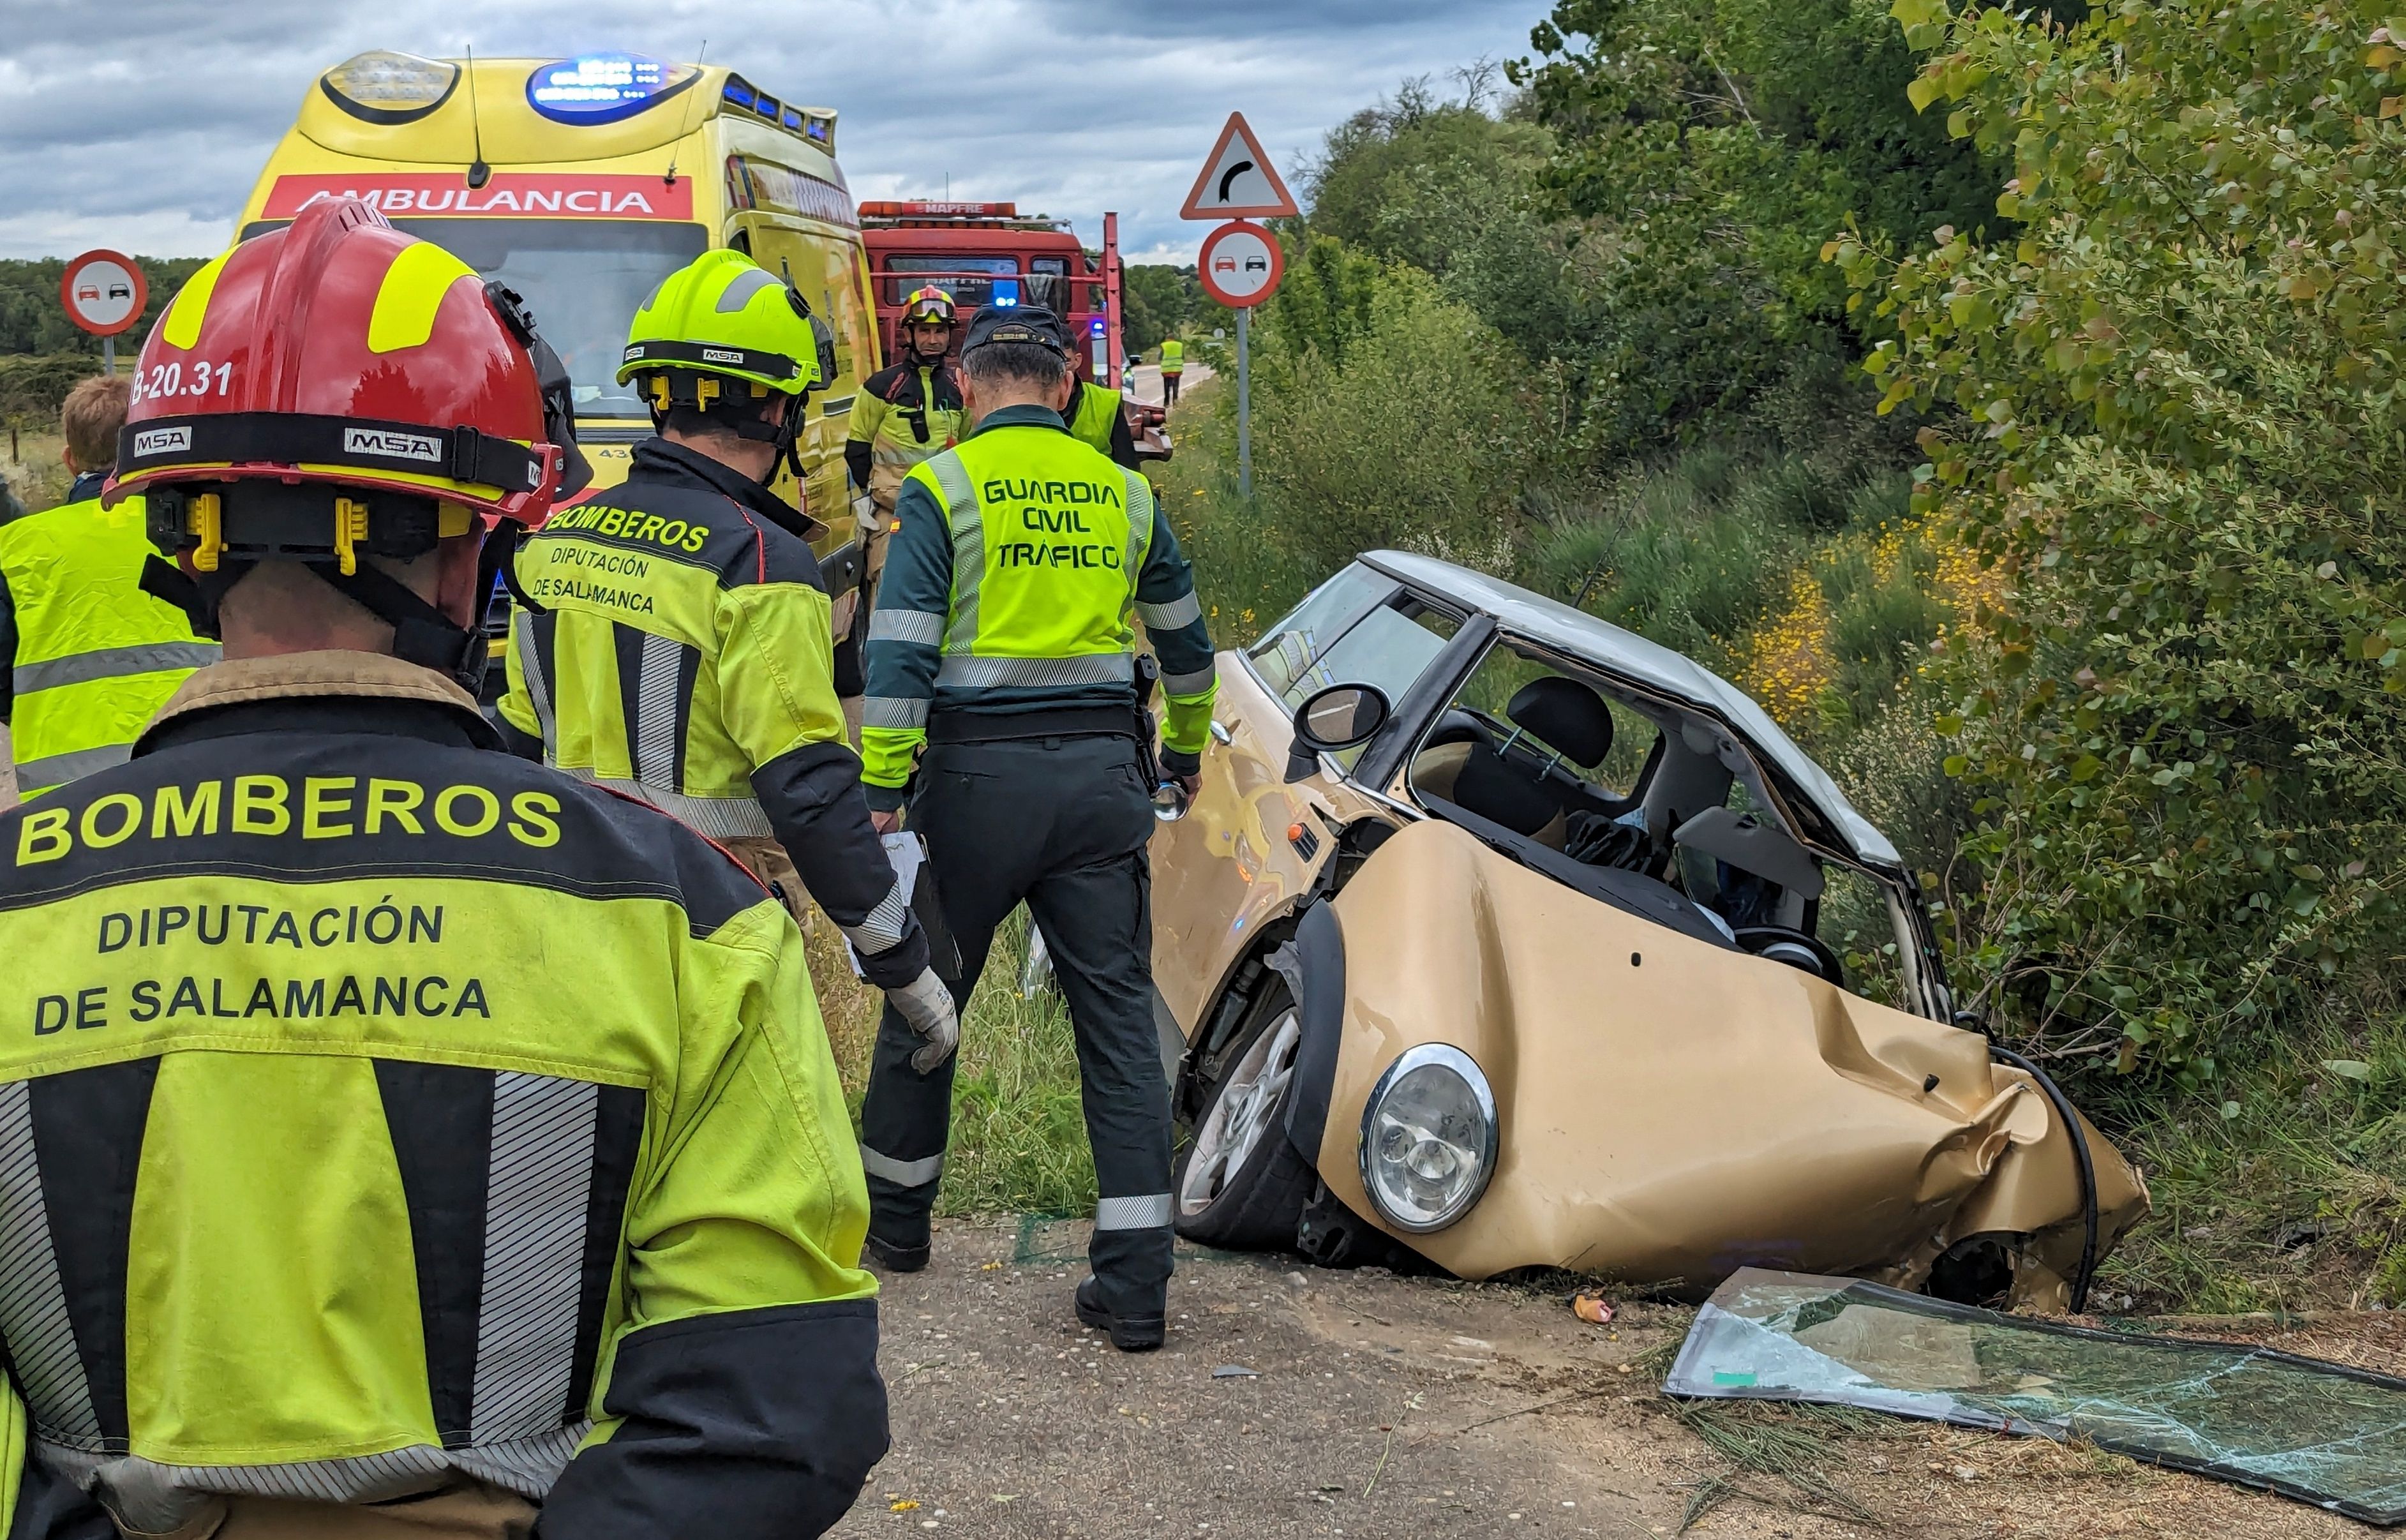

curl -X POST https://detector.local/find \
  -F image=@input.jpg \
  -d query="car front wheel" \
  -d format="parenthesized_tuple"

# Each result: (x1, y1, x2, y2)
(1173, 989, 1319, 1250)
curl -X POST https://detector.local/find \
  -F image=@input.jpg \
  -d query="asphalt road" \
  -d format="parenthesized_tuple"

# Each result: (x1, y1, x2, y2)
(833, 1218, 2372, 1540)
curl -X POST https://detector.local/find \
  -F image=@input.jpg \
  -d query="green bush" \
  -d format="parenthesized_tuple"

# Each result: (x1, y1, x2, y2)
(1839, 0, 2406, 1082)
(1244, 264, 1544, 583)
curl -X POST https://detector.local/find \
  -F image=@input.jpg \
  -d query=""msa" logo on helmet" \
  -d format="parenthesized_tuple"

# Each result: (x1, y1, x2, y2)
(345, 427, 444, 463)
(701, 348, 744, 365)
(132, 427, 191, 458)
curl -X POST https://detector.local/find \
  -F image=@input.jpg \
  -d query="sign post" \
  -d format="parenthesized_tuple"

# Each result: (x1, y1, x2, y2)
(1181, 114, 1297, 499)
(59, 250, 149, 375)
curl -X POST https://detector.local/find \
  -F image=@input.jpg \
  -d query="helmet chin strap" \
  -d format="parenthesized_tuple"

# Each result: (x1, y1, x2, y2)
(315, 542, 501, 696)
(140, 551, 492, 696)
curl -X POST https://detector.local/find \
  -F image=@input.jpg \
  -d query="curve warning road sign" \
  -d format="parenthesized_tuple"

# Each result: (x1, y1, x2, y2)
(1181, 113, 1299, 221)
(60, 250, 148, 337)
(1197, 221, 1284, 309)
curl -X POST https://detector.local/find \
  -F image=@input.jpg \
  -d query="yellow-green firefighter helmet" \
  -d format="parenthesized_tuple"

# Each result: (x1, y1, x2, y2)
(617, 250, 824, 404)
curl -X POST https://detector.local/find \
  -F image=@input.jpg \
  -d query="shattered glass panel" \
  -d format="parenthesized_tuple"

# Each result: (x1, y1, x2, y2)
(1666, 1268, 2406, 1526)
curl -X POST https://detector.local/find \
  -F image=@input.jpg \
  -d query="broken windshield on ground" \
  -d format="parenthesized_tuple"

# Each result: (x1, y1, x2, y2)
(1664, 1268, 2406, 1526)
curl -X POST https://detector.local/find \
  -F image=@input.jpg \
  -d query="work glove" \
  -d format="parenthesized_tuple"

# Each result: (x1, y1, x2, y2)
(888, 966, 959, 1073)
(853, 493, 881, 539)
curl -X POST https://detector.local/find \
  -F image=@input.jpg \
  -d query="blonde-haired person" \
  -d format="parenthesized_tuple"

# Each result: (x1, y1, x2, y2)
(0, 373, 217, 798)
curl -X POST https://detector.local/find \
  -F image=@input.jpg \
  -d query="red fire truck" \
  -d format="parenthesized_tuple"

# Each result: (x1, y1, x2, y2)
(858, 200, 1168, 457)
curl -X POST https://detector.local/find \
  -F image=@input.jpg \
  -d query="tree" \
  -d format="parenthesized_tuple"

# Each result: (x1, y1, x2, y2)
(1835, 0, 2406, 1080)
(1509, 0, 2002, 447)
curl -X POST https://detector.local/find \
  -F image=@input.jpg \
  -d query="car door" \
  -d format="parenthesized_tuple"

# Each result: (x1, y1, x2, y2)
(1148, 565, 1469, 1034)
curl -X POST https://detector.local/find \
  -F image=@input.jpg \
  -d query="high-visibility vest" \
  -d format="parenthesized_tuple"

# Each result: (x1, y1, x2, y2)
(911, 423, 1153, 688)
(0, 487, 216, 797)
(1066, 381, 1123, 459)
(1158, 340, 1184, 372)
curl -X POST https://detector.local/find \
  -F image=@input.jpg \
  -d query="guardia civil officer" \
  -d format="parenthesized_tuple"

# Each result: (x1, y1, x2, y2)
(1, 373, 218, 798)
(0, 200, 888, 1537)
(497, 250, 957, 1058)
(857, 303, 1217, 1350)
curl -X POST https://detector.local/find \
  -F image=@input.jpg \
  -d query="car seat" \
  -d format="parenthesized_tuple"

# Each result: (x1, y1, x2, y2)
(1408, 677, 1619, 850)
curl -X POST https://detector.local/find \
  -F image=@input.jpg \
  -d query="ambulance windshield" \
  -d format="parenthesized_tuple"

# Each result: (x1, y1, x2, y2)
(242, 218, 709, 419)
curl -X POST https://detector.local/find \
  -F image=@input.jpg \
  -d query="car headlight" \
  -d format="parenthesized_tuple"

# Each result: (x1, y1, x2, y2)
(1359, 1043, 1497, 1232)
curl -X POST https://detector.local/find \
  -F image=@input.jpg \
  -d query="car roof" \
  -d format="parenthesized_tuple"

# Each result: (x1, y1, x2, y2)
(1359, 550, 1904, 869)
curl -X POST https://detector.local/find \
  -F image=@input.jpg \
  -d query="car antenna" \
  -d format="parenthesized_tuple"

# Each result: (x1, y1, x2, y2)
(663, 39, 710, 188)
(465, 45, 490, 189)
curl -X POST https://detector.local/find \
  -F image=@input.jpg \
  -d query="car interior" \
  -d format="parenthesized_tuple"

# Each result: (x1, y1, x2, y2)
(1402, 642, 1848, 985)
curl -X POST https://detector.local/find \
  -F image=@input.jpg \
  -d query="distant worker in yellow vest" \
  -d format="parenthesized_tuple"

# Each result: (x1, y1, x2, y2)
(1158, 337, 1184, 407)
(845, 286, 967, 591)
(857, 303, 1216, 1350)
(0, 375, 218, 798)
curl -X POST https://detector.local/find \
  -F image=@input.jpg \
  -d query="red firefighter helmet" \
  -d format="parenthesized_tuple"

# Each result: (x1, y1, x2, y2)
(103, 198, 589, 687)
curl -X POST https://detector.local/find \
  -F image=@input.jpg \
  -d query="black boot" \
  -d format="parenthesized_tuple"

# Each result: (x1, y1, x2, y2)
(1075, 1276, 1164, 1352)
(864, 1229, 930, 1273)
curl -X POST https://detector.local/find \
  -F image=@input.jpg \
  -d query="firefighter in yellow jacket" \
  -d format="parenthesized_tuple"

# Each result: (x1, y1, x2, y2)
(0, 375, 217, 798)
(0, 200, 890, 1539)
(496, 250, 955, 1054)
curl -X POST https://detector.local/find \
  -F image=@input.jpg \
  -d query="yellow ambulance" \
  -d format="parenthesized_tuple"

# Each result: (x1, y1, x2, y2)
(234, 50, 881, 648)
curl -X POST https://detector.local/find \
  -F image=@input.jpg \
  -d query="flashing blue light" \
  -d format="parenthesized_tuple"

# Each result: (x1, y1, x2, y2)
(753, 93, 782, 119)
(991, 280, 1022, 308)
(781, 107, 803, 129)
(528, 54, 680, 124)
(722, 78, 756, 110)
(1089, 317, 1107, 336)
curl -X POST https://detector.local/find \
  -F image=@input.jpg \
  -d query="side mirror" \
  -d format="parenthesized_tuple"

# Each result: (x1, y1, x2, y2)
(1285, 683, 1391, 781)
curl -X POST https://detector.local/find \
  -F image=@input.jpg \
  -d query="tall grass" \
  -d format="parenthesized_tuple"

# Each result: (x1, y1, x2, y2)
(809, 910, 1096, 1219)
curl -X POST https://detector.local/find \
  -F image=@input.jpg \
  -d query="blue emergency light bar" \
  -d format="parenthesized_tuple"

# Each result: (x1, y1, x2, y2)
(1089, 317, 1107, 336)
(991, 280, 1022, 308)
(527, 54, 681, 124)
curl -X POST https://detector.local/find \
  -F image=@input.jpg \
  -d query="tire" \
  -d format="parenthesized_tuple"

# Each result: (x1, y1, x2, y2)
(1172, 985, 1320, 1251)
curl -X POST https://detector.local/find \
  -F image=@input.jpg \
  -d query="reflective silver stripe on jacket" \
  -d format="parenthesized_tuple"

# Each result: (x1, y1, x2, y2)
(573, 772, 774, 839)
(514, 619, 555, 753)
(934, 654, 1134, 689)
(46, 1423, 590, 1532)
(0, 1081, 101, 1451)
(9, 743, 132, 797)
(1162, 664, 1220, 698)
(861, 696, 930, 730)
(842, 871, 913, 955)
(868, 609, 945, 647)
(471, 1073, 597, 1444)
(927, 454, 983, 655)
(631, 632, 683, 792)
(1122, 468, 1155, 575)
(858, 1144, 943, 1188)
(11, 641, 219, 697)
(1093, 1193, 1174, 1230)
(1133, 592, 1200, 631)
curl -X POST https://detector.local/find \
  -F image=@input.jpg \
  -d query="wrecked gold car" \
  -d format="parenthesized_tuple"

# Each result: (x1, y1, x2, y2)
(1149, 553, 2146, 1312)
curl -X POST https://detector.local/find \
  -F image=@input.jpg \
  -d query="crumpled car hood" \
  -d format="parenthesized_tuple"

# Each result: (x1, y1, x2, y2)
(1311, 819, 2146, 1303)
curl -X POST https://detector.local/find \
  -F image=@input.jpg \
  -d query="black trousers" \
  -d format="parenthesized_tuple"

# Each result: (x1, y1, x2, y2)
(857, 733, 1173, 1315)
(1161, 372, 1181, 406)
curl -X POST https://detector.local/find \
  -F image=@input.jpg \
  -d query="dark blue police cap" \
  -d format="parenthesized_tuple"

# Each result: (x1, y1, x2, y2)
(962, 303, 1071, 356)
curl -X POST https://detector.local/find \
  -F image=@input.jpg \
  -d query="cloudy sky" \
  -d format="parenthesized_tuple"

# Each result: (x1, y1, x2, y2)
(0, 0, 1542, 262)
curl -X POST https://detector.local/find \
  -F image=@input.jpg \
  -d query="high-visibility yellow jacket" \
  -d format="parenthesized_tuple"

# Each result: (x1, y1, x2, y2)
(844, 360, 966, 513)
(1158, 340, 1184, 373)
(0, 474, 216, 797)
(0, 652, 885, 1537)
(1065, 381, 1140, 468)
(859, 403, 1216, 806)
(497, 439, 927, 989)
